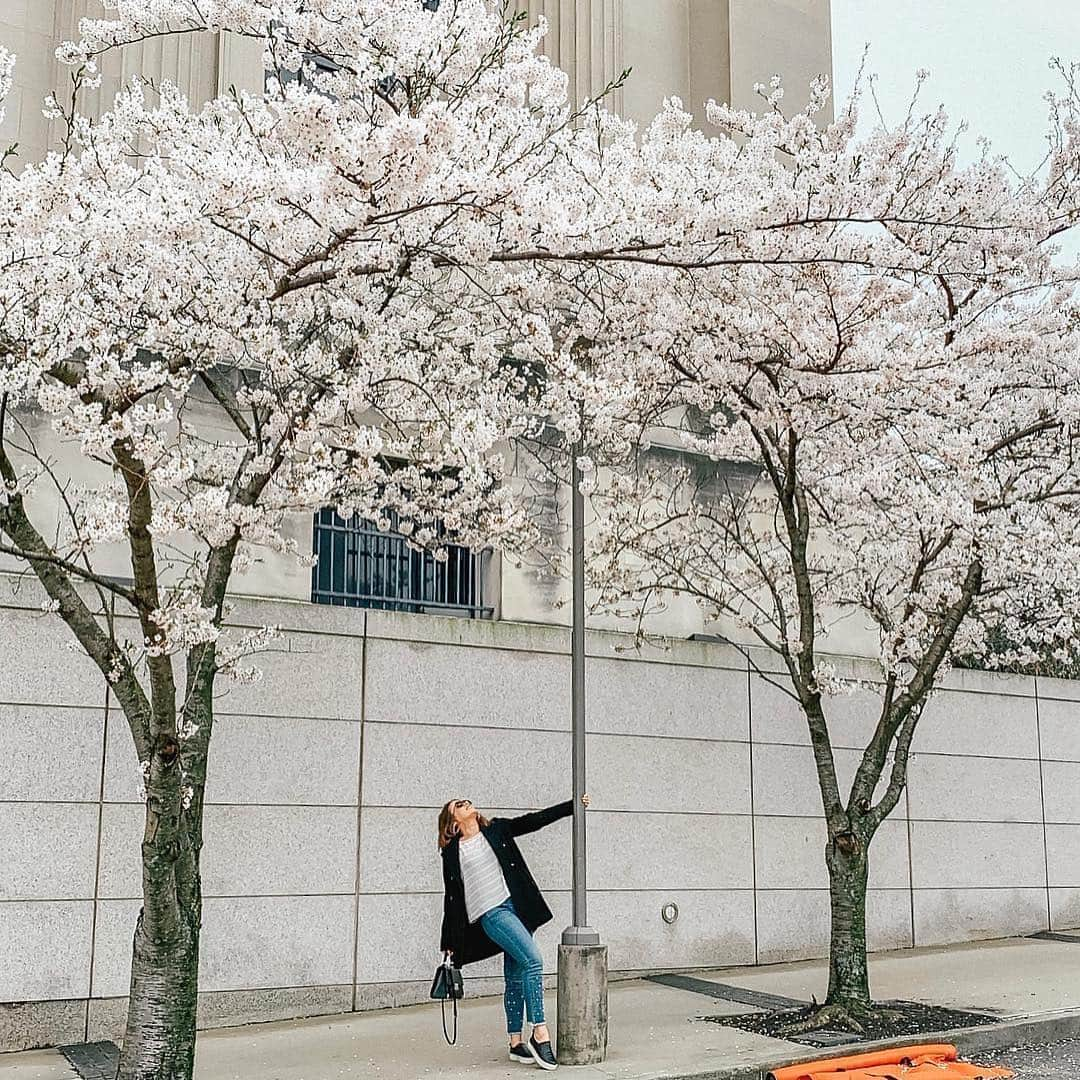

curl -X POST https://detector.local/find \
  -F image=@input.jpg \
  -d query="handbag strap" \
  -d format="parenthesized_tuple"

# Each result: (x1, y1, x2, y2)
(439, 954, 458, 1046)
(441, 991, 458, 1046)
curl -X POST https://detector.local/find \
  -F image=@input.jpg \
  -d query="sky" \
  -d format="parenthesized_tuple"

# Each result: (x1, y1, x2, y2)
(830, 0, 1080, 175)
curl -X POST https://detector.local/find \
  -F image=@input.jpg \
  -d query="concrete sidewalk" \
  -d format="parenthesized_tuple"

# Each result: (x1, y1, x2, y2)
(6, 934, 1080, 1080)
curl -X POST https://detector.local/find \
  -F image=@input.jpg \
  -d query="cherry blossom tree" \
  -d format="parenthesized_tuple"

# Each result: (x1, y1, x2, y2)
(0, 3, 636, 1076)
(583, 78, 1080, 1029)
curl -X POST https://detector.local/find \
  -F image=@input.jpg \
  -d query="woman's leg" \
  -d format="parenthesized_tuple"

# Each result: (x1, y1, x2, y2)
(504, 948, 525, 1042)
(479, 903, 548, 1039)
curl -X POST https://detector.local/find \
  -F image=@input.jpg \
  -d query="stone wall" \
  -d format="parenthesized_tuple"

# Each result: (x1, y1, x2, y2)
(1, 584, 1077, 1050)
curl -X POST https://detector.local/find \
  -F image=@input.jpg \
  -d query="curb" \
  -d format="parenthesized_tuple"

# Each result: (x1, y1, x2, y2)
(661, 1008, 1080, 1080)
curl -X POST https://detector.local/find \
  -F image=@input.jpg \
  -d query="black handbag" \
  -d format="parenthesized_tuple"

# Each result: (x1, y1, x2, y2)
(430, 954, 464, 1045)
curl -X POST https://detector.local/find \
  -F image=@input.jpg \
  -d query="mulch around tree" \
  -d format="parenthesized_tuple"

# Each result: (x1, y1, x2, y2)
(702, 1000, 1000, 1049)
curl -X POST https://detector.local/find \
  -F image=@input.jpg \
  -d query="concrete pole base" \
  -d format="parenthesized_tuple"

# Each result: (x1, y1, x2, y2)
(556, 943, 608, 1065)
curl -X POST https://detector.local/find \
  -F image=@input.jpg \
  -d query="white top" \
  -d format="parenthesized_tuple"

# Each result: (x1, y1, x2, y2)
(458, 832, 510, 923)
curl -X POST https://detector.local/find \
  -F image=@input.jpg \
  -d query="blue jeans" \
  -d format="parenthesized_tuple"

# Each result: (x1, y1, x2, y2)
(478, 899, 545, 1033)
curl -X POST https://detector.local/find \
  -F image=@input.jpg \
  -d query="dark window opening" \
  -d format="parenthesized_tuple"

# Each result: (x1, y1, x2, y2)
(270, 47, 341, 92)
(311, 507, 492, 618)
(269, 2, 441, 95)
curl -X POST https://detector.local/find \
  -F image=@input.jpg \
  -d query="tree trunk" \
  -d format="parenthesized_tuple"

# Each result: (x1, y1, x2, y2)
(117, 906, 200, 1080)
(824, 830, 871, 1009)
(117, 728, 205, 1080)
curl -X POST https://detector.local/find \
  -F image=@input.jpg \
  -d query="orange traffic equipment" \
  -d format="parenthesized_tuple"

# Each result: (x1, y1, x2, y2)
(768, 1044, 1014, 1080)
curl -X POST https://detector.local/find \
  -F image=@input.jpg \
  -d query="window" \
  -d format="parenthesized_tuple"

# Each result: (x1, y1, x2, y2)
(271, 47, 341, 92)
(269, 2, 440, 93)
(640, 444, 759, 509)
(311, 508, 492, 617)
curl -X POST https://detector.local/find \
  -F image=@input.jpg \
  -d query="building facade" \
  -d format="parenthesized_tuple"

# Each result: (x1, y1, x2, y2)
(521, 0, 833, 124)
(1, 1, 832, 165)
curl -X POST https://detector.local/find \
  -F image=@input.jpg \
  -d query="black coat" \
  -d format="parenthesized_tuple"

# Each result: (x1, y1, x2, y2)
(439, 801, 572, 967)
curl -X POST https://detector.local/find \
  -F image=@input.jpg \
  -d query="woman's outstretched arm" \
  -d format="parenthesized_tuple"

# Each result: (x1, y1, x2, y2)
(507, 795, 589, 837)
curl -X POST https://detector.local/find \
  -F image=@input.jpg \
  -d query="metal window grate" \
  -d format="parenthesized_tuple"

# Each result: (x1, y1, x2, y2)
(311, 508, 492, 618)
(58, 1042, 120, 1080)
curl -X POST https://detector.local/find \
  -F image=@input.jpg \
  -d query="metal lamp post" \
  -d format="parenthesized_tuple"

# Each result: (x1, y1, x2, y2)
(556, 443, 608, 1064)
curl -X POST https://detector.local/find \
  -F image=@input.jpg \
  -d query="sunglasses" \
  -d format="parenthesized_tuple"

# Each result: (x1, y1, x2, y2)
(452, 799, 472, 810)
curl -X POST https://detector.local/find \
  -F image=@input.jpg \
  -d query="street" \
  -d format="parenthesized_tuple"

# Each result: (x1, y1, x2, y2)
(979, 1039, 1080, 1079)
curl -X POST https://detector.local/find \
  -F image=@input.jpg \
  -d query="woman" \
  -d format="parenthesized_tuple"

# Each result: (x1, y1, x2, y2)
(438, 794, 589, 1071)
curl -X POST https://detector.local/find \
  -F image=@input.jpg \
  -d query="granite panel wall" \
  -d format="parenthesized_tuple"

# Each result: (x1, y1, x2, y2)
(1, 586, 1077, 1050)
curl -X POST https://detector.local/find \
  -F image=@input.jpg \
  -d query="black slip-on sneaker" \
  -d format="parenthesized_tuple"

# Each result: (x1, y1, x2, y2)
(528, 1036, 558, 1070)
(509, 1043, 533, 1064)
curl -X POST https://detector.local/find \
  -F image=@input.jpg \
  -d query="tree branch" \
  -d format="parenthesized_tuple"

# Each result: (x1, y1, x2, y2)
(0, 541, 141, 607)
(0, 442, 152, 759)
(112, 441, 178, 741)
(868, 557, 984, 826)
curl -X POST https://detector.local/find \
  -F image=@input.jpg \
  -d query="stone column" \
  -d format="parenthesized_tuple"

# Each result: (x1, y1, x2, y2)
(621, 0, 732, 126)
(557, 943, 609, 1064)
(52, 1, 221, 143)
(688, 0, 732, 116)
(728, 0, 832, 118)
(218, 32, 265, 97)
(524, 0, 624, 113)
